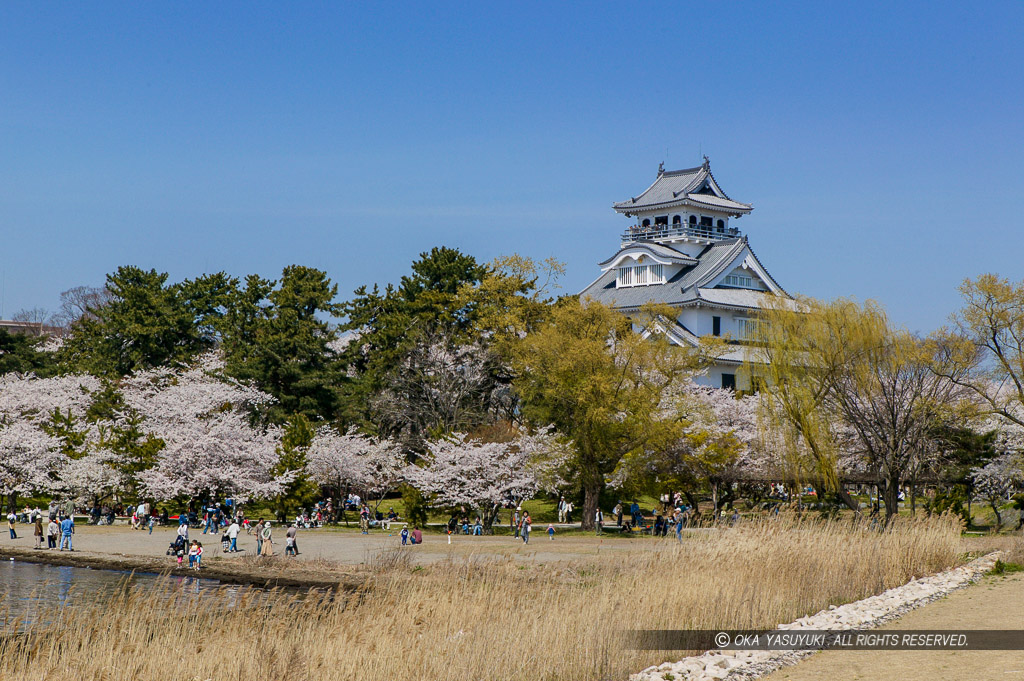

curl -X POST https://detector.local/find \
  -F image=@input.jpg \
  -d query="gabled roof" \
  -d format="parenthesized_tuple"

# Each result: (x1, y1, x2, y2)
(677, 237, 748, 290)
(597, 242, 699, 269)
(580, 236, 790, 312)
(612, 158, 752, 216)
(679, 287, 791, 311)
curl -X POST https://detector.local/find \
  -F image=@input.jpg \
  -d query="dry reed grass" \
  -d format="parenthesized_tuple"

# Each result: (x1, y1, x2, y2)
(0, 515, 963, 681)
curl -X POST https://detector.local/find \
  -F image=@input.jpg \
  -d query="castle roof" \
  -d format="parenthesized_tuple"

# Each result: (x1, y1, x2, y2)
(579, 236, 788, 312)
(612, 158, 752, 216)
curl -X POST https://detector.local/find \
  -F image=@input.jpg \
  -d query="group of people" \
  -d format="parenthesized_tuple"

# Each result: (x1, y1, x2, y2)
(165, 515, 303, 568)
(6, 508, 76, 550)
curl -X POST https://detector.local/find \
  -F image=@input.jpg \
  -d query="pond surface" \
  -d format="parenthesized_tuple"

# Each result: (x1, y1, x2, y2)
(0, 559, 237, 623)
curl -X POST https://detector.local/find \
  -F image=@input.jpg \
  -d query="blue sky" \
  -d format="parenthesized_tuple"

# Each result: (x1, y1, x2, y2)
(1, 2, 1022, 333)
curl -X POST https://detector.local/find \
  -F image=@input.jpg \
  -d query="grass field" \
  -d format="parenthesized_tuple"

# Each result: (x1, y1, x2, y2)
(0, 514, 967, 681)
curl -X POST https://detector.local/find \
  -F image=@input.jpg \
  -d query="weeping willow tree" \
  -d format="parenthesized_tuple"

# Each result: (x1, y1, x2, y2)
(510, 299, 718, 529)
(749, 297, 970, 519)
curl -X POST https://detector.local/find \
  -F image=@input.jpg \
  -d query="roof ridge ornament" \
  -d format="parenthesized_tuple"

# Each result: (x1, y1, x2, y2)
(658, 161, 665, 175)
(702, 155, 710, 169)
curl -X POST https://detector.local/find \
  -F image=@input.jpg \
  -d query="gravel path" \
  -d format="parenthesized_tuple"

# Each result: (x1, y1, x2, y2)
(760, 571, 1024, 681)
(631, 553, 1006, 681)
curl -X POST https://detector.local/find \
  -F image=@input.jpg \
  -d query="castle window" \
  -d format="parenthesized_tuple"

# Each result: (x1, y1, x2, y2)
(616, 263, 665, 288)
(688, 215, 697, 225)
(717, 219, 725, 231)
(699, 216, 713, 227)
(672, 215, 681, 225)
(737, 318, 765, 341)
(723, 274, 757, 289)
(642, 219, 651, 227)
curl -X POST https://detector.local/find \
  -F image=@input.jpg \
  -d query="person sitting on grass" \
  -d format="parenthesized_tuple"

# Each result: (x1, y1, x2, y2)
(411, 526, 422, 545)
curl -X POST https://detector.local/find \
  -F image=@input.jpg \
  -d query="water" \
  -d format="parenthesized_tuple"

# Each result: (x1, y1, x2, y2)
(0, 559, 238, 623)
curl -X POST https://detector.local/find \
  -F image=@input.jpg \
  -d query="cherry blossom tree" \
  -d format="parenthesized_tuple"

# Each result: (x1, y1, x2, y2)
(0, 419, 62, 505)
(122, 354, 288, 503)
(306, 426, 404, 514)
(971, 452, 1023, 529)
(0, 372, 101, 506)
(403, 431, 555, 532)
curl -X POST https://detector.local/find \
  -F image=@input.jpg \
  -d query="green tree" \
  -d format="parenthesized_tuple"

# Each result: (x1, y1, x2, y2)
(59, 266, 233, 376)
(220, 266, 344, 423)
(339, 247, 488, 429)
(0, 329, 56, 376)
(272, 414, 319, 516)
(510, 299, 713, 529)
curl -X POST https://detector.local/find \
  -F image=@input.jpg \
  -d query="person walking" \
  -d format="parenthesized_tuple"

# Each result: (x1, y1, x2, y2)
(260, 521, 273, 557)
(557, 497, 566, 523)
(512, 507, 521, 539)
(46, 517, 59, 549)
(6, 511, 16, 539)
(521, 512, 531, 544)
(59, 515, 74, 551)
(227, 518, 240, 552)
(614, 502, 623, 528)
(33, 516, 44, 549)
(595, 508, 604, 535)
(564, 501, 573, 525)
(673, 509, 684, 542)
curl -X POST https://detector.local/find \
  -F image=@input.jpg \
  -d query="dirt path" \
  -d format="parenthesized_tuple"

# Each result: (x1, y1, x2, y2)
(0, 523, 645, 587)
(762, 572, 1024, 681)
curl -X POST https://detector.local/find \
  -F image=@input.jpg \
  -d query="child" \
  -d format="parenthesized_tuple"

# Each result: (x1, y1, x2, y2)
(176, 540, 186, 567)
(400, 525, 409, 545)
(194, 542, 204, 570)
(547, 523, 555, 540)
(285, 535, 296, 557)
(221, 530, 231, 552)
(188, 540, 199, 569)
(148, 514, 155, 535)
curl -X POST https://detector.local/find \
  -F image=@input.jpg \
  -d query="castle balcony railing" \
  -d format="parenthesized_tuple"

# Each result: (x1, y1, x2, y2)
(621, 224, 741, 243)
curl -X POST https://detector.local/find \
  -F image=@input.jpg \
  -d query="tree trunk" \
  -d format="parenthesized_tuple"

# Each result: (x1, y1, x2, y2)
(483, 503, 500, 535)
(581, 481, 601, 530)
(836, 485, 861, 514)
(989, 500, 1002, 530)
(965, 483, 973, 528)
(910, 480, 916, 516)
(882, 475, 900, 522)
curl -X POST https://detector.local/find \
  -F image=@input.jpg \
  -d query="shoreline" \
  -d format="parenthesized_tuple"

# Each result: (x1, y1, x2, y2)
(0, 545, 362, 591)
